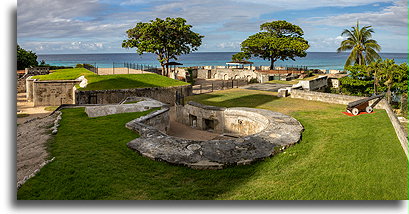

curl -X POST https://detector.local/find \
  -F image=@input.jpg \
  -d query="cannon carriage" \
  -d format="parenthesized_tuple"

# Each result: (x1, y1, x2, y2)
(346, 94, 385, 115)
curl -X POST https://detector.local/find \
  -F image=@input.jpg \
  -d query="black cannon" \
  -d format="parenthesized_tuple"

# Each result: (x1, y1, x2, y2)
(346, 94, 385, 115)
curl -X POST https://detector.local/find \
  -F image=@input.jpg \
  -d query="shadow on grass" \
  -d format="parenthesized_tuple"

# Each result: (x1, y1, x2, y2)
(187, 93, 280, 109)
(17, 93, 408, 200)
(16, 108, 262, 200)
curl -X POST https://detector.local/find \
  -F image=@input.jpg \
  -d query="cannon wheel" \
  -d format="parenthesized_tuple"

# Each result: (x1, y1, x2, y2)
(366, 106, 373, 113)
(352, 108, 359, 115)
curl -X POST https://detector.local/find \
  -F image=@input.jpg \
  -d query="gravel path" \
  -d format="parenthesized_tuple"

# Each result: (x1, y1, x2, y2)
(16, 92, 57, 187)
(17, 113, 57, 185)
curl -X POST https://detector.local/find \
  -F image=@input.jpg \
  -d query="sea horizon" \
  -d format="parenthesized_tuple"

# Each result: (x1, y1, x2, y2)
(37, 51, 408, 71)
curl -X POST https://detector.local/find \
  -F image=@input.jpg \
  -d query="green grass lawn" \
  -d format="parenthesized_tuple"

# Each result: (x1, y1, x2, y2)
(33, 68, 96, 81)
(32, 68, 189, 91)
(17, 89, 408, 200)
(82, 73, 188, 91)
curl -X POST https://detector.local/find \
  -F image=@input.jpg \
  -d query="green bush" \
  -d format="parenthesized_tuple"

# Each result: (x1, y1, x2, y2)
(17, 45, 38, 70)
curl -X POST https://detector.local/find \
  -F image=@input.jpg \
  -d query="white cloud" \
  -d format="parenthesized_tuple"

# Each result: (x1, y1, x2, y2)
(216, 41, 241, 49)
(232, 0, 392, 10)
(302, 0, 408, 29)
(307, 36, 347, 51)
(17, 0, 408, 53)
(22, 41, 105, 53)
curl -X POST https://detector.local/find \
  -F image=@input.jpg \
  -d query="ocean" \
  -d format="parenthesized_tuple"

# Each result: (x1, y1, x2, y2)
(37, 52, 408, 71)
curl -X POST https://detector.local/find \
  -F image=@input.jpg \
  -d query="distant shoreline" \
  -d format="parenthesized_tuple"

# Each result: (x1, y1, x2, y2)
(38, 51, 408, 56)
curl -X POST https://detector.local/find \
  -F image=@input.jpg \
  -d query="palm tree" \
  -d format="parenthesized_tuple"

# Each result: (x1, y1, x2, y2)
(377, 59, 400, 104)
(366, 59, 383, 94)
(337, 21, 381, 68)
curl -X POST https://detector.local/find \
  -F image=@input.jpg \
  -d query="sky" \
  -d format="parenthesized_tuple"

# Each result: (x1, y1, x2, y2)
(17, 0, 408, 54)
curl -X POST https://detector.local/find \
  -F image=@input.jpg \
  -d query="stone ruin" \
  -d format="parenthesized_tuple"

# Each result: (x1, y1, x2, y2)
(105, 98, 305, 169)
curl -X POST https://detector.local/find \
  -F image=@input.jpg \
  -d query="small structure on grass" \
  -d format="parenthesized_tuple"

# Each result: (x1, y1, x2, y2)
(346, 94, 385, 115)
(226, 60, 254, 70)
(125, 100, 304, 169)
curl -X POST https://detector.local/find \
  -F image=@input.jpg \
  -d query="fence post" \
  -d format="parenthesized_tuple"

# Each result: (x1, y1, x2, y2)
(231, 79, 234, 88)
(113, 62, 115, 74)
(222, 81, 224, 89)
(212, 83, 214, 92)
(200, 84, 202, 94)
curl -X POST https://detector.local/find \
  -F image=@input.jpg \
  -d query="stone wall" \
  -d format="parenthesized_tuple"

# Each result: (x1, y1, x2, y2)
(224, 108, 268, 135)
(25, 67, 50, 76)
(76, 85, 192, 106)
(290, 89, 388, 109)
(176, 102, 270, 136)
(383, 103, 408, 156)
(17, 78, 26, 93)
(138, 108, 170, 133)
(299, 76, 328, 91)
(31, 80, 81, 106)
(197, 68, 260, 82)
(127, 105, 303, 169)
(26, 78, 35, 101)
(176, 101, 225, 133)
(85, 97, 168, 118)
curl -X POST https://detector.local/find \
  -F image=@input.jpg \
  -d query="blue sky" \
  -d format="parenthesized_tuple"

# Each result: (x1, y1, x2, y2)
(17, 0, 408, 54)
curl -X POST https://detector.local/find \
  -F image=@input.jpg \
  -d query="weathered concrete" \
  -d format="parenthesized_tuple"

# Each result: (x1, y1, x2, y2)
(290, 89, 388, 109)
(85, 97, 167, 117)
(31, 80, 81, 106)
(175, 101, 226, 133)
(298, 76, 328, 91)
(76, 85, 192, 106)
(127, 105, 303, 169)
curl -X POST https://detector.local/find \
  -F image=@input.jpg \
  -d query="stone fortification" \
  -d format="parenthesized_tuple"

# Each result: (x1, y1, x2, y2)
(127, 102, 304, 169)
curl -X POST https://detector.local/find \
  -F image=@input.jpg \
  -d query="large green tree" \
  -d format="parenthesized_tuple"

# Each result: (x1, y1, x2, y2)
(376, 59, 407, 103)
(337, 21, 381, 68)
(238, 20, 309, 69)
(339, 59, 408, 103)
(122, 17, 203, 76)
(17, 45, 38, 70)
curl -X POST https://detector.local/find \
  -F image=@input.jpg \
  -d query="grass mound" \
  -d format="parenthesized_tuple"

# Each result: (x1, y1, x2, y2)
(32, 68, 189, 90)
(33, 68, 95, 81)
(82, 73, 189, 91)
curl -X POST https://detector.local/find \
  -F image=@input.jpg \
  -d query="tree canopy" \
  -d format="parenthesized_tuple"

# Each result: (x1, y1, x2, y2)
(337, 21, 381, 68)
(231, 52, 250, 62)
(122, 17, 204, 76)
(17, 45, 38, 70)
(339, 59, 407, 103)
(237, 20, 309, 69)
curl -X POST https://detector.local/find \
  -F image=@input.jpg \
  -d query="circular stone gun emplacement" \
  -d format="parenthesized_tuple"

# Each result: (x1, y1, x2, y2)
(126, 105, 304, 170)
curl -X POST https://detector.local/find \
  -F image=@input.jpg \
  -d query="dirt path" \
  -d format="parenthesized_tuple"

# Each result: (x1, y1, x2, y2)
(17, 113, 57, 185)
(17, 93, 50, 124)
(16, 92, 58, 186)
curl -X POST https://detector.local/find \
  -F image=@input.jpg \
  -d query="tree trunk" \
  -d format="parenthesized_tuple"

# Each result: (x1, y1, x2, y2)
(270, 58, 276, 70)
(387, 86, 392, 104)
(160, 64, 165, 76)
(373, 71, 377, 94)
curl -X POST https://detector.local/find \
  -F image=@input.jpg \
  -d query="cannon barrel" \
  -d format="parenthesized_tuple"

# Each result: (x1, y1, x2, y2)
(347, 94, 385, 108)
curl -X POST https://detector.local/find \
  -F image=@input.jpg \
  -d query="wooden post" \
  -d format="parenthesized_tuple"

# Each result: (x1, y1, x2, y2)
(200, 84, 202, 94)
(231, 79, 234, 88)
(212, 83, 214, 92)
